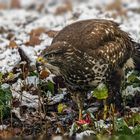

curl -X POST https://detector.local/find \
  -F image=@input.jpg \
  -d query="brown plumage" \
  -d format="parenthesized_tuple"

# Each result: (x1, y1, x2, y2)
(43, 19, 140, 117)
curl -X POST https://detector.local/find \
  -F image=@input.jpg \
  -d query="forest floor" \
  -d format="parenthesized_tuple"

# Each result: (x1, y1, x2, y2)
(0, 0, 140, 139)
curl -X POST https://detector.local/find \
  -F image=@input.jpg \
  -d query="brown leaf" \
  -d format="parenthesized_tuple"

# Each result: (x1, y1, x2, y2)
(106, 0, 122, 11)
(40, 70, 50, 79)
(36, 3, 44, 12)
(0, 130, 14, 139)
(46, 30, 59, 38)
(0, 27, 7, 33)
(12, 98, 21, 108)
(105, 0, 127, 17)
(0, 3, 7, 9)
(55, 1, 72, 15)
(26, 36, 41, 46)
(8, 41, 18, 49)
(10, 0, 21, 9)
(26, 27, 46, 46)
(13, 128, 22, 135)
(7, 33, 15, 40)
(30, 27, 46, 36)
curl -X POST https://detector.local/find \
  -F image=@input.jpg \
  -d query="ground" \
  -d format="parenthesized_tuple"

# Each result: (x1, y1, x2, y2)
(0, 0, 140, 139)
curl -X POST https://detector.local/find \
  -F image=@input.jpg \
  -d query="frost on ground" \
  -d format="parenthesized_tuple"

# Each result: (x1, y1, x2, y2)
(0, 0, 140, 138)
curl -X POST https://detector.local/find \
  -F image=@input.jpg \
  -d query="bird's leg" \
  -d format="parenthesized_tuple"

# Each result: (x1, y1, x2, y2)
(71, 91, 84, 120)
(107, 68, 124, 112)
(76, 93, 83, 120)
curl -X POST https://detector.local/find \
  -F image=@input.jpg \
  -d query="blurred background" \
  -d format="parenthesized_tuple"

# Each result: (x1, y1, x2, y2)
(0, 0, 139, 39)
(0, 0, 140, 72)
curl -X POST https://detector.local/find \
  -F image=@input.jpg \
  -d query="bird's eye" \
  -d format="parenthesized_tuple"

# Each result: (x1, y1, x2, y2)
(44, 49, 63, 59)
(47, 53, 54, 58)
(50, 54, 54, 57)
(44, 52, 52, 58)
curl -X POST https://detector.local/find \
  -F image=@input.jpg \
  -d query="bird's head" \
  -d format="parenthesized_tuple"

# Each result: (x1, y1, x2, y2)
(40, 41, 69, 75)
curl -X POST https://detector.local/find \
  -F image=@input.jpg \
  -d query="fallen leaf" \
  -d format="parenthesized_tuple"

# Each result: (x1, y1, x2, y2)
(0, 130, 14, 139)
(7, 33, 15, 40)
(55, 1, 72, 15)
(76, 114, 91, 125)
(0, 27, 7, 33)
(93, 84, 108, 100)
(105, 0, 127, 17)
(40, 70, 50, 79)
(26, 36, 41, 46)
(10, 0, 21, 9)
(0, 3, 7, 9)
(46, 30, 59, 38)
(57, 103, 67, 113)
(8, 41, 18, 49)
(7, 72, 15, 80)
(30, 27, 46, 37)
(36, 3, 44, 12)
(26, 27, 46, 46)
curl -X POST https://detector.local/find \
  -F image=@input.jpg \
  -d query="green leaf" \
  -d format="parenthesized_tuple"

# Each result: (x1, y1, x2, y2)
(127, 73, 140, 83)
(7, 72, 14, 80)
(47, 81, 54, 94)
(115, 118, 133, 135)
(133, 125, 140, 134)
(69, 122, 79, 136)
(0, 72, 3, 80)
(133, 70, 140, 76)
(115, 118, 128, 129)
(128, 113, 140, 125)
(132, 83, 140, 88)
(57, 103, 67, 113)
(93, 84, 108, 100)
(29, 71, 38, 77)
(0, 73, 3, 84)
(0, 88, 12, 104)
(0, 86, 12, 118)
(116, 125, 132, 135)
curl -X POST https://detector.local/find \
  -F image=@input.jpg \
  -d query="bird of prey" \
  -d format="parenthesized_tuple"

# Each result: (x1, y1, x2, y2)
(43, 19, 140, 119)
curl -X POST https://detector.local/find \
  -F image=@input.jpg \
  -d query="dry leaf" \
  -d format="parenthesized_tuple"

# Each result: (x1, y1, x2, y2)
(0, 130, 14, 139)
(40, 70, 50, 79)
(10, 0, 21, 9)
(0, 27, 7, 33)
(55, 1, 72, 15)
(0, 3, 7, 9)
(46, 30, 59, 38)
(30, 27, 46, 37)
(7, 33, 15, 40)
(36, 3, 44, 12)
(26, 36, 41, 46)
(26, 27, 46, 46)
(105, 0, 127, 17)
(106, 0, 122, 11)
(8, 41, 18, 49)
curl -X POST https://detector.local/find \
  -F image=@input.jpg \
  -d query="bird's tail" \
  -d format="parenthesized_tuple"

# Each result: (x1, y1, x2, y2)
(133, 42, 140, 70)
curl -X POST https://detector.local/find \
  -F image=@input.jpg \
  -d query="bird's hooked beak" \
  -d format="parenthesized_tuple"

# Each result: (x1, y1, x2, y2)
(44, 63, 61, 76)
(36, 56, 61, 76)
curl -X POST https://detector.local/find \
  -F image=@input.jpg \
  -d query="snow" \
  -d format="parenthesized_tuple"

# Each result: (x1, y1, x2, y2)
(0, 125, 7, 130)
(0, 0, 140, 74)
(94, 120, 110, 129)
(122, 85, 140, 97)
(0, 47, 21, 73)
(48, 92, 67, 105)
(76, 130, 95, 140)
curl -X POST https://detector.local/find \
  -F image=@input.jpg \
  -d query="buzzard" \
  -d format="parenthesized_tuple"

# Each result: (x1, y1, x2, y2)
(43, 19, 140, 119)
